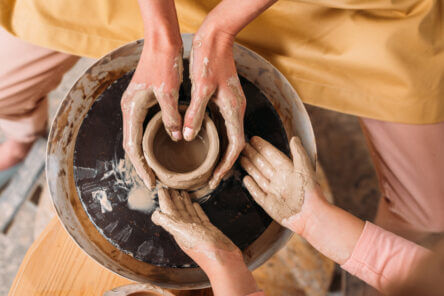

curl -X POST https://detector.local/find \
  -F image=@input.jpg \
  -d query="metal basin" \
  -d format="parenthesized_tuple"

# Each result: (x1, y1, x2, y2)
(46, 34, 317, 289)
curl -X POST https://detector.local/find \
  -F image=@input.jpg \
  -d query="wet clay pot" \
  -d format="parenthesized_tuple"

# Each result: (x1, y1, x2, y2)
(47, 34, 317, 289)
(142, 108, 219, 190)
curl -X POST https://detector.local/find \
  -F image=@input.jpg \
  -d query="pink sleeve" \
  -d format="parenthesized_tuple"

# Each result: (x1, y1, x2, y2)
(341, 221, 430, 293)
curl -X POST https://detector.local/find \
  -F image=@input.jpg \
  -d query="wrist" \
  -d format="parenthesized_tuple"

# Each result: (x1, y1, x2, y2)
(195, 19, 235, 49)
(286, 185, 330, 237)
(143, 28, 182, 51)
(138, 0, 182, 50)
(198, 247, 244, 274)
(203, 250, 260, 295)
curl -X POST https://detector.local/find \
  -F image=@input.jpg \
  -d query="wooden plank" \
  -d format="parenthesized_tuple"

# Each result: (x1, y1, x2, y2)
(8, 218, 212, 296)
(9, 218, 132, 296)
(0, 138, 46, 232)
(9, 217, 334, 296)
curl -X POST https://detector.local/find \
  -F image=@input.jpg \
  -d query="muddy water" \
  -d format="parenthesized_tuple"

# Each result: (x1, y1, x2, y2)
(73, 60, 289, 267)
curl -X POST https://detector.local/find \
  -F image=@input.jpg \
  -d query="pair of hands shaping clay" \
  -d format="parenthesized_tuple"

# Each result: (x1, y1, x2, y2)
(121, 32, 246, 191)
(152, 136, 318, 267)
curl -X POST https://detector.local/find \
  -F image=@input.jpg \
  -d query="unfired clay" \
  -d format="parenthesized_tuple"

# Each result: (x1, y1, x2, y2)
(143, 108, 219, 190)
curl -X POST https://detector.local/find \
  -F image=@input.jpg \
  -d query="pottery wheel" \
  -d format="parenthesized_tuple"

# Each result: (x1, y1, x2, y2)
(73, 60, 289, 267)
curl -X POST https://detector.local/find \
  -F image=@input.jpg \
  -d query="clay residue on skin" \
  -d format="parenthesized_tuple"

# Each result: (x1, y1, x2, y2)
(193, 35, 202, 49)
(173, 53, 184, 85)
(152, 83, 181, 139)
(121, 47, 184, 188)
(152, 189, 237, 263)
(121, 84, 157, 188)
(241, 136, 317, 226)
(226, 75, 245, 109)
(207, 75, 246, 189)
(122, 82, 147, 97)
(222, 75, 245, 137)
(201, 57, 210, 78)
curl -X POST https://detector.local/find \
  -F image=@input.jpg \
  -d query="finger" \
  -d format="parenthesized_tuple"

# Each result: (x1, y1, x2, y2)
(242, 143, 274, 179)
(180, 191, 200, 222)
(151, 210, 182, 235)
(209, 133, 244, 189)
(157, 188, 176, 216)
(121, 86, 156, 189)
(154, 85, 183, 142)
(183, 83, 215, 141)
(243, 176, 267, 206)
(289, 136, 315, 174)
(152, 211, 193, 249)
(209, 85, 246, 189)
(151, 210, 170, 227)
(171, 190, 189, 219)
(239, 156, 270, 193)
(193, 203, 210, 223)
(250, 136, 292, 171)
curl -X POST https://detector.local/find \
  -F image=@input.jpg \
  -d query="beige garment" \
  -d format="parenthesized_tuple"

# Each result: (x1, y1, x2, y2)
(361, 118, 444, 242)
(2, 0, 443, 124)
(0, 28, 78, 143)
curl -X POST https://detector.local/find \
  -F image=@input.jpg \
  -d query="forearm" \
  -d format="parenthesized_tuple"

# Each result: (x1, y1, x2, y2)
(341, 221, 430, 293)
(200, 250, 260, 296)
(202, 0, 277, 36)
(291, 186, 365, 265)
(137, 0, 181, 45)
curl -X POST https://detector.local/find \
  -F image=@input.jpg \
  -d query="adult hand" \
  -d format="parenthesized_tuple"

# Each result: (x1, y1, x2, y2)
(240, 136, 317, 231)
(121, 0, 183, 189)
(186, 28, 246, 189)
(183, 0, 277, 189)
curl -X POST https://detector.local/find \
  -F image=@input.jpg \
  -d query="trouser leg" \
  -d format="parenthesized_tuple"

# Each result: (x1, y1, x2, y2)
(0, 28, 78, 143)
(360, 118, 444, 243)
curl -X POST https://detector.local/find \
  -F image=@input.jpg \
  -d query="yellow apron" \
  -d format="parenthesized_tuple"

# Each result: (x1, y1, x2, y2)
(1, 0, 443, 124)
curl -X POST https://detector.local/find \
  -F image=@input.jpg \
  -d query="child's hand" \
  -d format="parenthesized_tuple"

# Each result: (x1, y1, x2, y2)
(240, 136, 317, 229)
(152, 188, 241, 268)
(152, 188, 260, 295)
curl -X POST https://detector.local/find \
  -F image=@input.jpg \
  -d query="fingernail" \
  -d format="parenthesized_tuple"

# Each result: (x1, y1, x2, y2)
(172, 131, 182, 141)
(183, 127, 194, 141)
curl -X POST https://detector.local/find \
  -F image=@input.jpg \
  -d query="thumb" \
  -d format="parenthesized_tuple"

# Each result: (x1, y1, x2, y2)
(289, 137, 314, 174)
(151, 210, 178, 233)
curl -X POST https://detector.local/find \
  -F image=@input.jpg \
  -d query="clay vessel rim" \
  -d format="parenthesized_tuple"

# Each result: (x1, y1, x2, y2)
(142, 110, 220, 184)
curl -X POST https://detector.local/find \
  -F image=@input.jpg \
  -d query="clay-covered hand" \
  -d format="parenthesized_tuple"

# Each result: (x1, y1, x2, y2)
(121, 40, 183, 189)
(240, 136, 317, 229)
(152, 188, 240, 267)
(185, 29, 246, 189)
